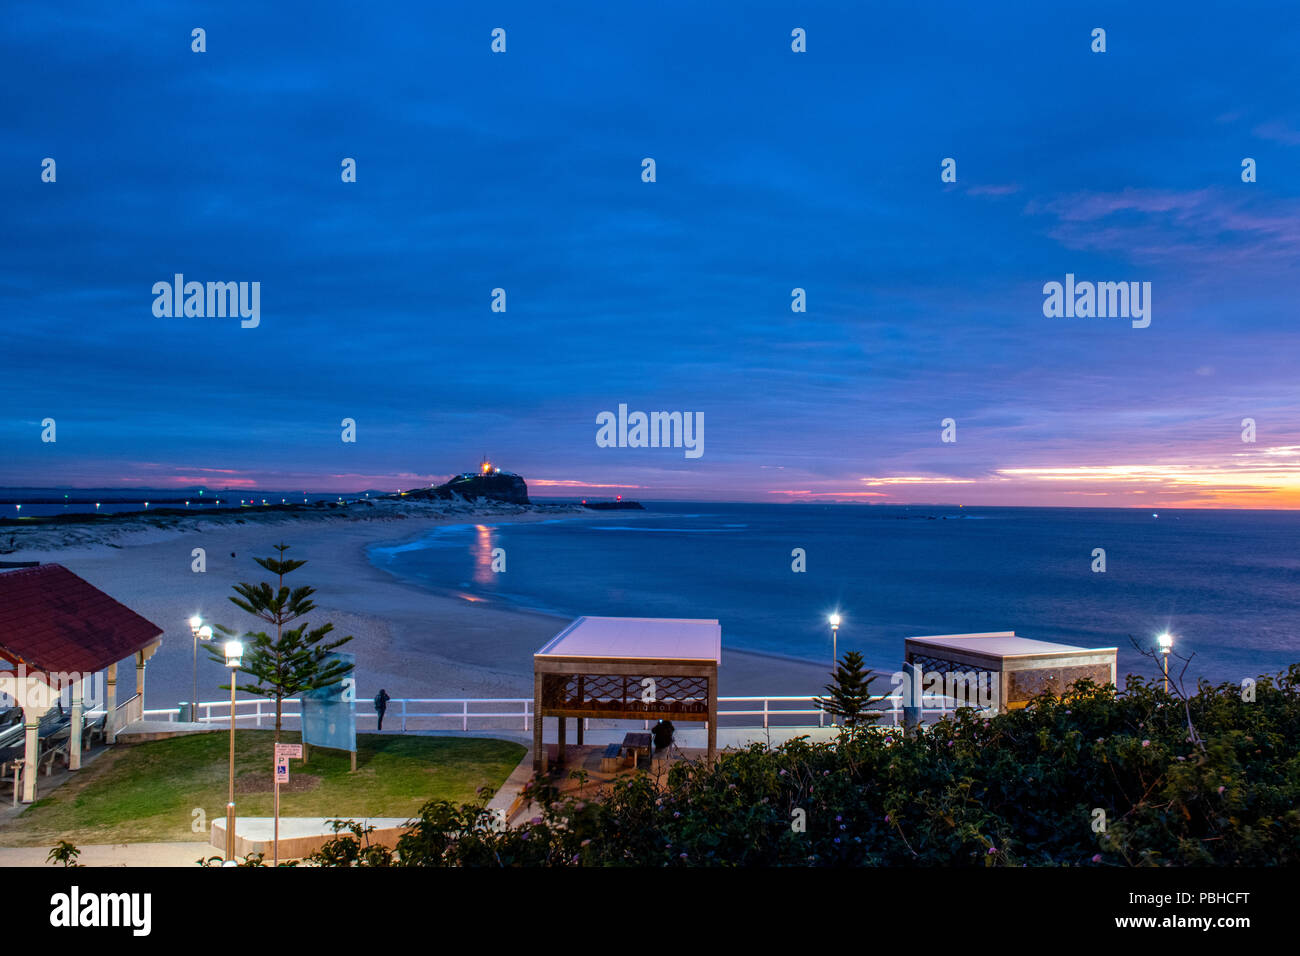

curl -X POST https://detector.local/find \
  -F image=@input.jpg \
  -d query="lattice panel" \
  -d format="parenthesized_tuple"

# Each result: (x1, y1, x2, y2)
(542, 673, 709, 713)
(905, 654, 999, 707)
(909, 653, 997, 681)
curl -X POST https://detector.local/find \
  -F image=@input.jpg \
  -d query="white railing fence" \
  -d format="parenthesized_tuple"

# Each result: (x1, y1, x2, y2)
(115, 693, 143, 728)
(141, 694, 956, 731)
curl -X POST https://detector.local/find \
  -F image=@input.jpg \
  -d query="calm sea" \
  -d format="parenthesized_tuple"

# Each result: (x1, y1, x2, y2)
(367, 503, 1300, 685)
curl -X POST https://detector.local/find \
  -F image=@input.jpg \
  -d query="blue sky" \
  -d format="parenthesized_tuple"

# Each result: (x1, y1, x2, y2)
(4, 1, 1300, 505)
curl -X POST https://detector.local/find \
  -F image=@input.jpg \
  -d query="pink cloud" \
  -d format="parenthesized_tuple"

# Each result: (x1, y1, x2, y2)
(967, 184, 1021, 197)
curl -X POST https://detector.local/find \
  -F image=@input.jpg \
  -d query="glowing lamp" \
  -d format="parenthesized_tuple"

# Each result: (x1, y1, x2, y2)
(224, 640, 243, 669)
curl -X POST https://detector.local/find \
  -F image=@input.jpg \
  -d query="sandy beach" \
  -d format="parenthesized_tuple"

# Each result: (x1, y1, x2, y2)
(3, 502, 832, 714)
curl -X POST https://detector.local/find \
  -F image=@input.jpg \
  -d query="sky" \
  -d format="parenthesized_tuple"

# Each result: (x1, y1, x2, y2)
(3, 1, 1300, 507)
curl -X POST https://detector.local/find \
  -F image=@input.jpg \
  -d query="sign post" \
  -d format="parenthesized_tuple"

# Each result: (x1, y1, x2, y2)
(272, 742, 302, 866)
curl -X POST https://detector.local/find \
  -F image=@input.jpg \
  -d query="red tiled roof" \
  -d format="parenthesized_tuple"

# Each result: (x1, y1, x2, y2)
(0, 564, 163, 675)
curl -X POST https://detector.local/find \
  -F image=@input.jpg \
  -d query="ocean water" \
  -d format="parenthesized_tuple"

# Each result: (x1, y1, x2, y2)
(367, 503, 1300, 685)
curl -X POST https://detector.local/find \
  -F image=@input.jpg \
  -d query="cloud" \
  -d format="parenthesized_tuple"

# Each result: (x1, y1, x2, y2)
(1034, 187, 1300, 269)
(768, 490, 890, 499)
(858, 476, 978, 486)
(530, 479, 644, 490)
(1253, 120, 1300, 145)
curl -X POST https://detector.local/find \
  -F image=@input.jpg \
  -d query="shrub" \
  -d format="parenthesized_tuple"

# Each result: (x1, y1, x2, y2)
(310, 665, 1300, 866)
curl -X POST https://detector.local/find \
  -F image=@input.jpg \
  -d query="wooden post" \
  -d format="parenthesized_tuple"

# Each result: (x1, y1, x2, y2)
(69, 682, 83, 771)
(557, 716, 566, 767)
(576, 676, 585, 746)
(532, 671, 546, 773)
(706, 674, 717, 764)
(273, 770, 280, 867)
(350, 750, 356, 772)
(21, 713, 39, 803)
(105, 662, 117, 741)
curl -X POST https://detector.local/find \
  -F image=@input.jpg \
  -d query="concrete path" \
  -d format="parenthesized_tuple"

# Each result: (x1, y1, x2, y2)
(114, 719, 218, 743)
(0, 842, 210, 867)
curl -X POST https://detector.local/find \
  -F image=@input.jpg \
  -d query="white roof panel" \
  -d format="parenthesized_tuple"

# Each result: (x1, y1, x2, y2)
(536, 616, 721, 662)
(907, 631, 1116, 658)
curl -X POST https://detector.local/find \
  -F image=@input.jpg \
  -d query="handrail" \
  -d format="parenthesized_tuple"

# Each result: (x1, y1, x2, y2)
(140, 693, 955, 731)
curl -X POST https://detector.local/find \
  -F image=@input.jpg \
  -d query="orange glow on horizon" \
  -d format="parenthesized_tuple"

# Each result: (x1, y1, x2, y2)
(765, 447, 1300, 509)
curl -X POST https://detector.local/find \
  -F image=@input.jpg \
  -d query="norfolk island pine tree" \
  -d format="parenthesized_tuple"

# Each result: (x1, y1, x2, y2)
(815, 650, 881, 728)
(209, 542, 355, 743)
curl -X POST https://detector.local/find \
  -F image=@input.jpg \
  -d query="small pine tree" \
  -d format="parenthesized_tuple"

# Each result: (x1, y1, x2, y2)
(211, 542, 354, 742)
(815, 650, 880, 728)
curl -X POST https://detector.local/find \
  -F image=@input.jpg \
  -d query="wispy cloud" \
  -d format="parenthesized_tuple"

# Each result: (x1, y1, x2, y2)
(1253, 119, 1300, 145)
(967, 184, 1020, 197)
(859, 476, 978, 486)
(1034, 187, 1300, 268)
(531, 479, 643, 490)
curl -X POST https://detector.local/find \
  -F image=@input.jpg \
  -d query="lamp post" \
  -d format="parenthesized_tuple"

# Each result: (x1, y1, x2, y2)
(188, 616, 212, 720)
(1156, 632, 1173, 694)
(224, 639, 243, 862)
(828, 613, 841, 669)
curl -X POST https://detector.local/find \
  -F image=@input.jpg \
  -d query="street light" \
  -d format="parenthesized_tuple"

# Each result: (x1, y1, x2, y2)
(829, 613, 842, 669)
(187, 616, 212, 721)
(224, 639, 243, 862)
(1156, 632, 1173, 694)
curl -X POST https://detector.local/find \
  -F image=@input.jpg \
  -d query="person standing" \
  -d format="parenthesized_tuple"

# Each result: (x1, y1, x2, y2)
(374, 688, 391, 730)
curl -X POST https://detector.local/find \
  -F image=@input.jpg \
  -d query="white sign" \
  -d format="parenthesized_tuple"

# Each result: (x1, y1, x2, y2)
(275, 743, 303, 759)
(275, 757, 289, 785)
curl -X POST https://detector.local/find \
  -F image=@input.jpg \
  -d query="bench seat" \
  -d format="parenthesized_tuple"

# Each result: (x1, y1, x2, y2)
(599, 742, 623, 772)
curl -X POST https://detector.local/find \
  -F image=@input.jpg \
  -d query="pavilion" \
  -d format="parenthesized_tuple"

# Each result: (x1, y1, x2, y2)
(904, 631, 1118, 713)
(0, 564, 163, 802)
(533, 616, 721, 772)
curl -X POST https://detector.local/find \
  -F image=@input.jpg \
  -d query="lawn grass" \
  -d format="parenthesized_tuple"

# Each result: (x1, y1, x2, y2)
(0, 732, 525, 847)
